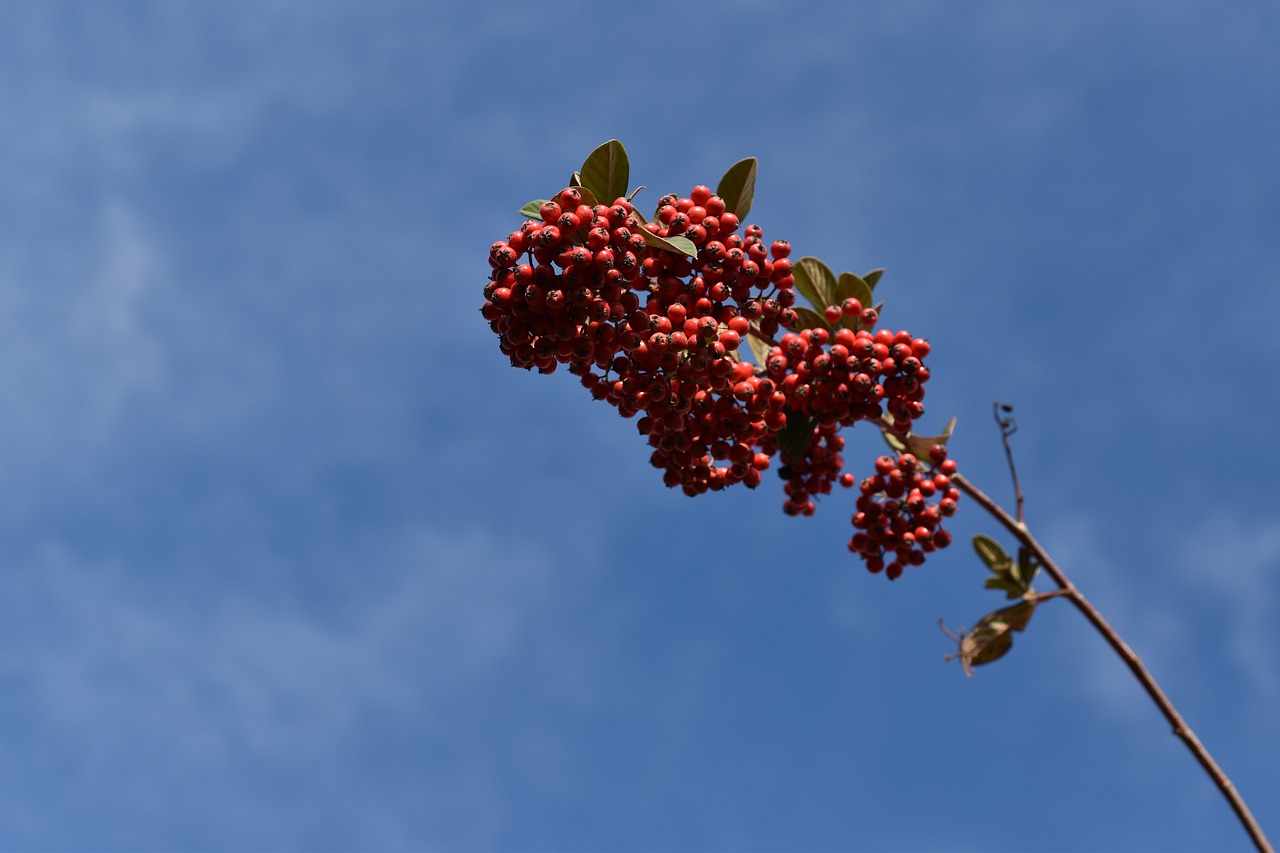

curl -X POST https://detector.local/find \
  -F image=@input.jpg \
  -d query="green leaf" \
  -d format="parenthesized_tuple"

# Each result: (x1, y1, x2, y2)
(778, 408, 816, 462)
(973, 534, 1014, 578)
(794, 257, 838, 309)
(639, 228, 698, 259)
(863, 268, 884, 290)
(570, 171, 584, 188)
(746, 322, 773, 369)
(716, 157, 758, 219)
(580, 140, 629, 205)
(951, 601, 1037, 674)
(520, 199, 551, 219)
(792, 305, 831, 332)
(984, 576, 1025, 600)
(1016, 547, 1039, 588)
(835, 272, 874, 330)
(836, 272, 873, 308)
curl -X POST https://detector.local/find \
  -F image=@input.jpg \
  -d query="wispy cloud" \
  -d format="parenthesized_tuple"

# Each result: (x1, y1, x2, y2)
(1174, 514, 1280, 702)
(0, 525, 564, 847)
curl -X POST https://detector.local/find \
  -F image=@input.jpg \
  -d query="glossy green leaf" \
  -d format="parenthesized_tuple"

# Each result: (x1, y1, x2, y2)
(973, 534, 1014, 578)
(778, 408, 816, 462)
(746, 322, 773, 369)
(863, 268, 884, 290)
(639, 228, 698, 259)
(792, 305, 831, 332)
(520, 199, 551, 219)
(570, 171, 584, 188)
(795, 257, 838, 308)
(716, 157, 757, 219)
(580, 140, 629, 204)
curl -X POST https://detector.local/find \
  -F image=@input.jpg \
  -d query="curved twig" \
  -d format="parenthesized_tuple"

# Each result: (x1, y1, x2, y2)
(953, 473, 1273, 853)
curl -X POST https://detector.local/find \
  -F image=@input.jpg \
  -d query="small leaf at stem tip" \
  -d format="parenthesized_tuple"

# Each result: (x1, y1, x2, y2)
(580, 139, 629, 205)
(716, 157, 758, 219)
(863, 268, 884, 290)
(795, 257, 838, 309)
(792, 305, 831, 332)
(778, 408, 816, 462)
(973, 534, 1014, 577)
(570, 171, 583, 187)
(746, 322, 772, 369)
(519, 199, 551, 219)
(639, 228, 698, 259)
(953, 601, 1037, 673)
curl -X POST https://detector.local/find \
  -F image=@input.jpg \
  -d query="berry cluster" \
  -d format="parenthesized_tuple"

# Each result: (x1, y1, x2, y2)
(753, 324, 933, 515)
(848, 447, 959, 580)
(482, 185, 798, 495)
(483, 176, 958, 576)
(766, 326, 931, 427)
(765, 422, 846, 517)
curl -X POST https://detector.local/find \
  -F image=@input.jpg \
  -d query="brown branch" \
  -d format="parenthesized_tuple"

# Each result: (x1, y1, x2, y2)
(952, 473, 1273, 853)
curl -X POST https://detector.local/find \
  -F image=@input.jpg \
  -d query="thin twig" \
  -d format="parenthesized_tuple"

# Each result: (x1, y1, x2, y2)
(953, 472, 1273, 853)
(993, 400, 1025, 523)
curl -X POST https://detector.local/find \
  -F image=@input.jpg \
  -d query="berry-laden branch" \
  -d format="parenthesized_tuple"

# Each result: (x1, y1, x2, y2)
(481, 140, 1272, 851)
(952, 472, 1273, 853)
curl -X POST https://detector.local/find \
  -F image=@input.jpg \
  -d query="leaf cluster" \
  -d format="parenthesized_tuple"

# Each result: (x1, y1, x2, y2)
(945, 537, 1042, 675)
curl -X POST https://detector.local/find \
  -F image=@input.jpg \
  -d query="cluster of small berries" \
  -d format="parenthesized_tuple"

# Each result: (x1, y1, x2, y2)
(482, 185, 799, 495)
(848, 447, 959, 579)
(765, 326, 931, 427)
(482, 182, 956, 568)
(764, 422, 846, 517)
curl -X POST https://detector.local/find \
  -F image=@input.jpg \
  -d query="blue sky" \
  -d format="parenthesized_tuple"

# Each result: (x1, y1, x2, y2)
(0, 2, 1277, 850)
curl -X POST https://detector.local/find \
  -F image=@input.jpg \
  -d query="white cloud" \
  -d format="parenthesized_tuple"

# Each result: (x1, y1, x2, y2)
(0, 523, 575, 846)
(1174, 514, 1280, 701)
(0, 200, 165, 454)
(0, 526, 555, 758)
